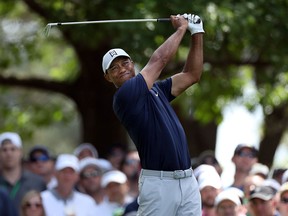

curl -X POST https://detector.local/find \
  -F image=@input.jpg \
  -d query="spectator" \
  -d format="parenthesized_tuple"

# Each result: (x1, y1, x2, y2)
(20, 190, 45, 216)
(27, 145, 57, 189)
(120, 150, 141, 198)
(195, 165, 222, 216)
(77, 157, 106, 204)
(73, 143, 99, 160)
(197, 150, 223, 176)
(249, 163, 270, 179)
(106, 144, 126, 170)
(95, 170, 133, 216)
(271, 168, 287, 185)
(0, 132, 46, 213)
(0, 187, 19, 216)
(41, 154, 97, 216)
(277, 182, 288, 216)
(231, 144, 258, 191)
(214, 189, 243, 216)
(248, 185, 280, 216)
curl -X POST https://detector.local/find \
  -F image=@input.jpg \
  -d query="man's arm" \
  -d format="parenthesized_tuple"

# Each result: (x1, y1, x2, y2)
(171, 33, 203, 97)
(140, 15, 188, 90)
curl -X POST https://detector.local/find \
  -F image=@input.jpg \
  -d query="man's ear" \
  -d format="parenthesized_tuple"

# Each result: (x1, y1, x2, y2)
(104, 73, 113, 83)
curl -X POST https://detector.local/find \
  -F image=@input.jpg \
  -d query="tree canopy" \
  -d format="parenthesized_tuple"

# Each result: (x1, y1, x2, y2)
(0, 0, 287, 166)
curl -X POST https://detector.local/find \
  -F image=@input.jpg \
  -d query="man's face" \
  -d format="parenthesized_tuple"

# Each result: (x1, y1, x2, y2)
(249, 198, 276, 216)
(79, 166, 102, 193)
(105, 181, 128, 204)
(200, 186, 220, 208)
(104, 57, 135, 88)
(0, 142, 22, 169)
(216, 200, 238, 216)
(56, 167, 79, 190)
(28, 151, 54, 175)
(278, 191, 288, 216)
(232, 147, 257, 172)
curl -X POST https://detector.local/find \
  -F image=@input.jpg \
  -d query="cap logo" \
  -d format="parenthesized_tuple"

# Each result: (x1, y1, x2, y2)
(109, 50, 118, 57)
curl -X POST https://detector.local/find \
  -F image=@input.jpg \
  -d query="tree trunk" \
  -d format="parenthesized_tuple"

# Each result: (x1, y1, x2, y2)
(258, 103, 288, 167)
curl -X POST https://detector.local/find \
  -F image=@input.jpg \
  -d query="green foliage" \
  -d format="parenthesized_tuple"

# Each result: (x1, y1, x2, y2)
(0, 0, 288, 142)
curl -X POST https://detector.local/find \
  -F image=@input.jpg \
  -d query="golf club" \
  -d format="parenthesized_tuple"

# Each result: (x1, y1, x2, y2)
(44, 18, 170, 36)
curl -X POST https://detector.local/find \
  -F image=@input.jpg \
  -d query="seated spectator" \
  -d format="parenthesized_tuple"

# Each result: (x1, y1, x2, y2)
(248, 185, 279, 216)
(214, 189, 243, 216)
(27, 145, 57, 189)
(73, 143, 99, 160)
(195, 164, 223, 216)
(0, 132, 46, 214)
(20, 190, 46, 216)
(77, 157, 106, 204)
(95, 170, 133, 216)
(197, 150, 223, 176)
(41, 154, 97, 216)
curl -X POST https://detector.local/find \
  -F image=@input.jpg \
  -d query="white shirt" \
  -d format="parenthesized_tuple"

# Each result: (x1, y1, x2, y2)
(95, 196, 133, 216)
(41, 189, 98, 216)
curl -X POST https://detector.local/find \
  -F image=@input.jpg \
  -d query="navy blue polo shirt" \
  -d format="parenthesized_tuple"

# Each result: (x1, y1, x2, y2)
(113, 73, 191, 171)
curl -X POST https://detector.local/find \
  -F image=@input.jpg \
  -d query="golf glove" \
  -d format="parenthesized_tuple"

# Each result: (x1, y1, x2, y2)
(182, 13, 205, 35)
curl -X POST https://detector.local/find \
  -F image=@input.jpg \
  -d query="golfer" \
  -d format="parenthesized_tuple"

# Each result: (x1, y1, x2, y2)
(102, 13, 204, 215)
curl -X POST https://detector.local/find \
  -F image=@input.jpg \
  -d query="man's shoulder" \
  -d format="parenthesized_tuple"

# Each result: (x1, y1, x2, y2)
(73, 191, 96, 203)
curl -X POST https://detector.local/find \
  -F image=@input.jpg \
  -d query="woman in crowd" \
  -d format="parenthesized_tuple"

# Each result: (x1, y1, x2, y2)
(20, 190, 46, 216)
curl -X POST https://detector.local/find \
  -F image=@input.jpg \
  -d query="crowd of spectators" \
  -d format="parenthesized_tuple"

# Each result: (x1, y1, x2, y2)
(0, 131, 287, 216)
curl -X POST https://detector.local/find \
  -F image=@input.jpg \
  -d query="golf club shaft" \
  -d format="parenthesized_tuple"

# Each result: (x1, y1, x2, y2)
(47, 18, 171, 27)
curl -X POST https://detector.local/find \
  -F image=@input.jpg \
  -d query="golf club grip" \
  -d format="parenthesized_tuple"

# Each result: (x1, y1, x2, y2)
(157, 18, 171, 22)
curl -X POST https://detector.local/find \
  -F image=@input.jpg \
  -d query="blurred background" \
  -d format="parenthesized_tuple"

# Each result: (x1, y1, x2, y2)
(0, 0, 287, 182)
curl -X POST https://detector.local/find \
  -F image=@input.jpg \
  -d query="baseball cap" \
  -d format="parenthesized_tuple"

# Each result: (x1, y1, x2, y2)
(279, 182, 288, 196)
(79, 157, 107, 173)
(250, 163, 269, 177)
(0, 132, 22, 148)
(73, 143, 99, 159)
(249, 185, 275, 201)
(102, 48, 130, 73)
(234, 143, 258, 156)
(196, 165, 222, 190)
(101, 170, 127, 188)
(28, 145, 53, 162)
(215, 190, 241, 207)
(55, 154, 79, 172)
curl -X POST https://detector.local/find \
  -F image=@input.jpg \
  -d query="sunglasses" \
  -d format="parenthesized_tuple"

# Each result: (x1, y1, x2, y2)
(24, 202, 42, 208)
(81, 170, 101, 179)
(30, 155, 50, 162)
(236, 151, 256, 158)
(125, 159, 139, 166)
(281, 197, 288, 204)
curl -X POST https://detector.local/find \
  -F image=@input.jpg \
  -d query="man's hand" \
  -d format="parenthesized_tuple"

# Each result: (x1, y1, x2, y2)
(182, 13, 205, 35)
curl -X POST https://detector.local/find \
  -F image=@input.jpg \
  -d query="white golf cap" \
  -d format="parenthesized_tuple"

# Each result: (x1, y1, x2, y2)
(0, 132, 22, 148)
(55, 154, 79, 172)
(79, 157, 107, 173)
(102, 48, 130, 73)
(101, 170, 127, 188)
(215, 190, 241, 207)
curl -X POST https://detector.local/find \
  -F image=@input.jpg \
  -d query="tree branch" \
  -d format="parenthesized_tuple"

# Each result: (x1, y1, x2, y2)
(0, 75, 73, 97)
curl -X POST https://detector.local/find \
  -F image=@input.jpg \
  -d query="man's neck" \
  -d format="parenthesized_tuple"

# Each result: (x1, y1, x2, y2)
(2, 166, 22, 185)
(232, 171, 248, 188)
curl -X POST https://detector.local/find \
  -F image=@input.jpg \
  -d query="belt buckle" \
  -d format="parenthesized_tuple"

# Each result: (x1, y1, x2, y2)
(173, 170, 185, 179)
